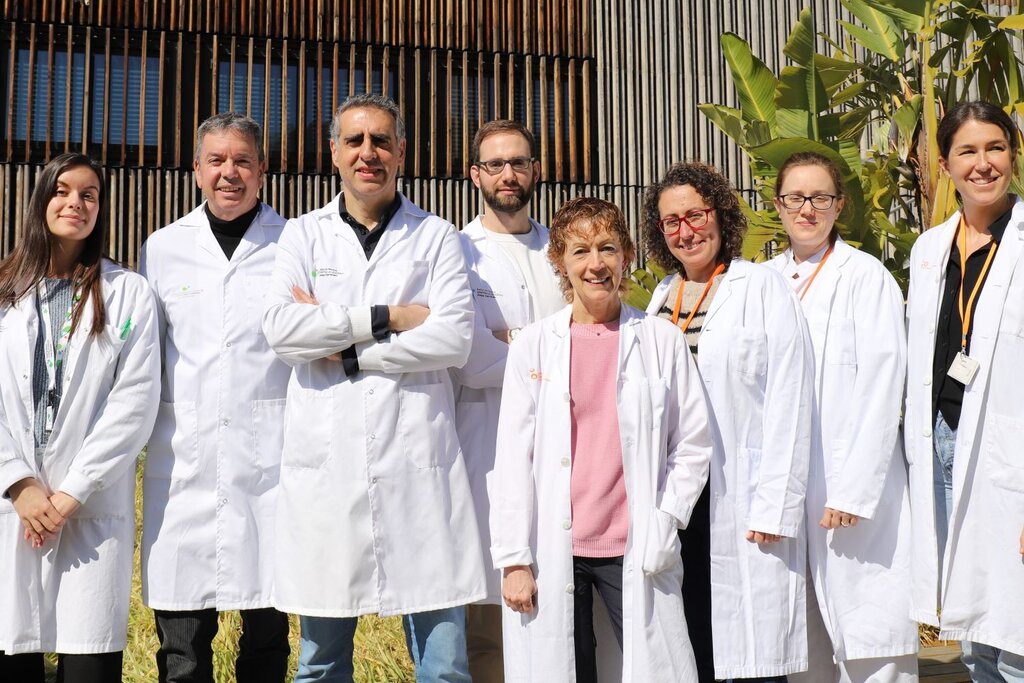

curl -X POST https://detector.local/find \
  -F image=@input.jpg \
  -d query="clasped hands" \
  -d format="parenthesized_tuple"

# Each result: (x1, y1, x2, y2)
(8, 477, 80, 548)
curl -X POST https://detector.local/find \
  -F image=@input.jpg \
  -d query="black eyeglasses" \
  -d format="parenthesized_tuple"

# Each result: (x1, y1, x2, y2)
(776, 194, 841, 211)
(474, 157, 534, 175)
(657, 208, 715, 235)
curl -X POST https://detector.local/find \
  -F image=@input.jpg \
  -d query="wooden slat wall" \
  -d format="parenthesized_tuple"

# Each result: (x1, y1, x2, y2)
(0, 163, 642, 270)
(1, 0, 592, 56)
(0, 17, 595, 180)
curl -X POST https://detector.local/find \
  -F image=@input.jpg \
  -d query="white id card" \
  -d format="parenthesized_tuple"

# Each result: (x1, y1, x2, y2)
(947, 351, 980, 385)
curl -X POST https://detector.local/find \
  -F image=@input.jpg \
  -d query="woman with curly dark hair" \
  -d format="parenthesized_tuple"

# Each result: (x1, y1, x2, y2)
(642, 161, 815, 683)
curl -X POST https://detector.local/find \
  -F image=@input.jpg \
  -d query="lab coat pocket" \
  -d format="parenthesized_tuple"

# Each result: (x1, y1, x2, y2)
(728, 328, 767, 378)
(381, 260, 430, 304)
(245, 276, 272, 334)
(641, 507, 681, 575)
(144, 401, 199, 480)
(827, 317, 857, 366)
(400, 382, 458, 469)
(252, 398, 287, 472)
(983, 412, 1024, 494)
(282, 393, 333, 469)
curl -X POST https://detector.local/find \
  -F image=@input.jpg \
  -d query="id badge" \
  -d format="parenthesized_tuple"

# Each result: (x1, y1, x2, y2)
(45, 404, 55, 431)
(947, 351, 980, 385)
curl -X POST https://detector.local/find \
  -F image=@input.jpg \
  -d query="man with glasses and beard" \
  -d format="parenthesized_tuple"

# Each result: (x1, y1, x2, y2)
(452, 120, 565, 682)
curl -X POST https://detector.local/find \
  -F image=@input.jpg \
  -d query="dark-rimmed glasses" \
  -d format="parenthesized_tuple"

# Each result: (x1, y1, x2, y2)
(776, 194, 841, 211)
(474, 157, 534, 175)
(657, 208, 715, 235)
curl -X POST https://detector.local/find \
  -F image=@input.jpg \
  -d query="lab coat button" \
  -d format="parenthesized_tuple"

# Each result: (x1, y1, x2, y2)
(225, 341, 232, 348)
(222, 419, 230, 426)
(368, 389, 374, 395)
(563, 392, 570, 402)
(923, 428, 932, 437)
(369, 434, 376, 440)
(566, 583, 575, 593)
(562, 519, 571, 530)
(560, 457, 570, 467)
(923, 377, 931, 386)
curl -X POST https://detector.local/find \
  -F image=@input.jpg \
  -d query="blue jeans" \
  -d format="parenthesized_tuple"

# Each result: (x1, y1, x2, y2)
(933, 414, 1024, 682)
(296, 607, 469, 683)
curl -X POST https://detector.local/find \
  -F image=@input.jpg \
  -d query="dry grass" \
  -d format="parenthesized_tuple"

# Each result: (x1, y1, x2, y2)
(43, 460, 414, 682)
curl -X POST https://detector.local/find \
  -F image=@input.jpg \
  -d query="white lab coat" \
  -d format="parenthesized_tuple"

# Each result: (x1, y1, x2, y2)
(647, 260, 814, 679)
(262, 193, 486, 616)
(490, 304, 712, 683)
(139, 203, 290, 610)
(767, 240, 918, 663)
(905, 198, 1024, 655)
(451, 216, 563, 603)
(0, 262, 160, 654)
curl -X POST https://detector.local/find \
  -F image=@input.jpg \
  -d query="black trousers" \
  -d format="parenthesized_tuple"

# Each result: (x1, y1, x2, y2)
(682, 486, 787, 683)
(154, 607, 290, 683)
(681, 483, 715, 683)
(572, 555, 624, 683)
(0, 650, 122, 682)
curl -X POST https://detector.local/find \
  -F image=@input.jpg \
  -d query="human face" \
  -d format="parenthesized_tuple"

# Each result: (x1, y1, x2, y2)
(557, 226, 629, 324)
(470, 132, 539, 214)
(194, 129, 265, 221)
(939, 119, 1016, 213)
(330, 106, 406, 205)
(775, 164, 844, 259)
(47, 165, 101, 253)
(657, 184, 721, 281)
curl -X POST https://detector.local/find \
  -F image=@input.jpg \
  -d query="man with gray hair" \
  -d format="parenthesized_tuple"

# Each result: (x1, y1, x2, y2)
(262, 93, 484, 681)
(140, 112, 291, 682)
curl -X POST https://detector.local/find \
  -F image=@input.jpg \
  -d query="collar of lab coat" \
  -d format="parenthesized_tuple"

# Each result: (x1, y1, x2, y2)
(647, 258, 752, 329)
(548, 301, 647, 368)
(177, 202, 282, 264)
(314, 192, 431, 266)
(460, 215, 548, 283)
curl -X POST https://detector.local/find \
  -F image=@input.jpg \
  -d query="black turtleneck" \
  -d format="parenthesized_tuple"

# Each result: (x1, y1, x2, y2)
(205, 202, 261, 259)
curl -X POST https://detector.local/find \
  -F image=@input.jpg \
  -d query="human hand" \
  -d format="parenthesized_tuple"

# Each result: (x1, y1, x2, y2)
(746, 530, 782, 545)
(291, 285, 319, 305)
(502, 565, 537, 613)
(9, 478, 64, 547)
(387, 305, 430, 332)
(291, 286, 341, 361)
(820, 508, 860, 530)
(491, 329, 511, 344)
(50, 491, 81, 520)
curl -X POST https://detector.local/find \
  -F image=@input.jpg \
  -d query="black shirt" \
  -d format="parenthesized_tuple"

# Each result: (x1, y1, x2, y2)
(205, 202, 261, 259)
(337, 193, 404, 376)
(339, 192, 403, 260)
(932, 205, 1013, 429)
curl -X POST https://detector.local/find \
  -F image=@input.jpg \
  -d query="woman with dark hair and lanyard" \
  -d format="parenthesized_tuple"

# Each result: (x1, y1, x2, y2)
(0, 153, 160, 682)
(905, 101, 1024, 681)
(642, 161, 814, 682)
(767, 152, 918, 683)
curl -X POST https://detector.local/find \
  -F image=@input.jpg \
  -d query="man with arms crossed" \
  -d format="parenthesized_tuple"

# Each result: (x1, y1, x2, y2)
(452, 119, 564, 681)
(140, 112, 291, 683)
(262, 93, 485, 682)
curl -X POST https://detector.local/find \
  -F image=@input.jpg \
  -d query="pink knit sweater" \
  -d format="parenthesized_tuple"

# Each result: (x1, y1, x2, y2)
(569, 320, 628, 557)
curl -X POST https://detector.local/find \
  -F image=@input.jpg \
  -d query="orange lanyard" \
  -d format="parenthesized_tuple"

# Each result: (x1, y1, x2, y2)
(796, 242, 835, 301)
(671, 262, 726, 333)
(956, 217, 998, 352)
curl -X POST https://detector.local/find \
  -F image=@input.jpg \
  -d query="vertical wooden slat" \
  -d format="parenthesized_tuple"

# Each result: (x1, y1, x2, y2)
(297, 41, 306, 171)
(156, 31, 165, 166)
(24, 24, 37, 161)
(63, 26, 72, 153)
(101, 28, 111, 165)
(45, 24, 55, 160)
(138, 30, 147, 167)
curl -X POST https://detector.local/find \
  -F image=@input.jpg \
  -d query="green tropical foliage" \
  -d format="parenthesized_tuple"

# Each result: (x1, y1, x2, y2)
(694, 0, 1024, 290)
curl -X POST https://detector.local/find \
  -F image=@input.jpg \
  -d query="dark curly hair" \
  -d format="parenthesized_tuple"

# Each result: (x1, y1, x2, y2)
(641, 161, 746, 273)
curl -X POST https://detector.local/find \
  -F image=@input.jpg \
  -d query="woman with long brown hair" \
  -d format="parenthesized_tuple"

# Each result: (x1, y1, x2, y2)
(0, 153, 160, 682)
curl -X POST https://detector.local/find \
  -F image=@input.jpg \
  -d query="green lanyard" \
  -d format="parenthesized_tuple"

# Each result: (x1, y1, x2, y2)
(38, 281, 79, 431)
